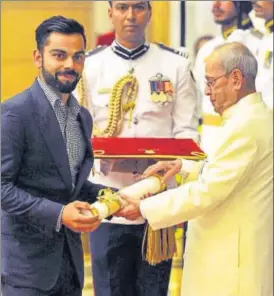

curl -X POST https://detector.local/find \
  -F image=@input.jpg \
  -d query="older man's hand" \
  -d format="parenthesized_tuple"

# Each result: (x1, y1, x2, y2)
(142, 159, 182, 183)
(115, 203, 142, 220)
(114, 192, 152, 220)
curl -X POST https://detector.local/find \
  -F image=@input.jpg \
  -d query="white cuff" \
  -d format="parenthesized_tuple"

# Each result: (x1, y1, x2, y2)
(179, 159, 205, 183)
(140, 201, 147, 220)
(180, 159, 197, 174)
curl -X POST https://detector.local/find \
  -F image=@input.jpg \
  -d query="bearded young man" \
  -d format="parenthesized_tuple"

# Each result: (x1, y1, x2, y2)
(1, 16, 107, 296)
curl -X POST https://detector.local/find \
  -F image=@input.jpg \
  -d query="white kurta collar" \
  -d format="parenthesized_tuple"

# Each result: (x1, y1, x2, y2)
(222, 92, 263, 122)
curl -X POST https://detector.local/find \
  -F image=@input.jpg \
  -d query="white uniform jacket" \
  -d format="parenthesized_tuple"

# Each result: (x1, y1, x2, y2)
(256, 30, 273, 109)
(79, 42, 199, 224)
(141, 93, 273, 296)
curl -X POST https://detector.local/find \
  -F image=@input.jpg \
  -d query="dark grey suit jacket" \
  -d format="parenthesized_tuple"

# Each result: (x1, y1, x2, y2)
(1, 80, 105, 291)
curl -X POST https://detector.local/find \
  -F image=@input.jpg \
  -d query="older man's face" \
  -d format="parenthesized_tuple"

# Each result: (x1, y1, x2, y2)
(204, 56, 236, 115)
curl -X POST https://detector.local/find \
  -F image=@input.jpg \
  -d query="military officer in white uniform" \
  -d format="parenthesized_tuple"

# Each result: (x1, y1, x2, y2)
(193, 1, 263, 156)
(76, 1, 199, 296)
(252, 0, 273, 109)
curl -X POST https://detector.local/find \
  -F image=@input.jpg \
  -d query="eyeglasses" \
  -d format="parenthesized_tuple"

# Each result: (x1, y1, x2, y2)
(205, 74, 227, 88)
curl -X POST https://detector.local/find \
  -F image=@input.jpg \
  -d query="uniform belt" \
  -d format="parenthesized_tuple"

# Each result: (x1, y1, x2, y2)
(202, 114, 222, 127)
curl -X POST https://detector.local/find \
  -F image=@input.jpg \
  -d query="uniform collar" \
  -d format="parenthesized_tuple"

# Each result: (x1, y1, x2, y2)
(222, 17, 253, 39)
(265, 19, 274, 34)
(240, 17, 253, 30)
(222, 92, 263, 122)
(111, 40, 150, 60)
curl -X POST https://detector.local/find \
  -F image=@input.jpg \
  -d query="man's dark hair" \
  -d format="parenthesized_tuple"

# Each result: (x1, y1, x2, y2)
(35, 15, 87, 51)
(108, 1, 151, 9)
(233, 1, 253, 29)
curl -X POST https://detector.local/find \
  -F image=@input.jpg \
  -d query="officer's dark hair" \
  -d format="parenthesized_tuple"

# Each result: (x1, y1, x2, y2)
(233, 1, 253, 29)
(108, 1, 151, 9)
(35, 15, 87, 51)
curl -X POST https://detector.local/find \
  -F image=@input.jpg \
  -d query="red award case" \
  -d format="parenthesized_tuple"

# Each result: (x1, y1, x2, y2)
(92, 137, 206, 160)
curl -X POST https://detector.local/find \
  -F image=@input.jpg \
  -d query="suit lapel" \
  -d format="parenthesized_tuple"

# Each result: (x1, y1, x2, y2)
(72, 109, 94, 199)
(78, 110, 93, 157)
(30, 80, 73, 192)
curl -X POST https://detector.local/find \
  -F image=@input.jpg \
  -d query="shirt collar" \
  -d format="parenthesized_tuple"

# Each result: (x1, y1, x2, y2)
(37, 77, 81, 118)
(222, 17, 253, 40)
(222, 92, 263, 122)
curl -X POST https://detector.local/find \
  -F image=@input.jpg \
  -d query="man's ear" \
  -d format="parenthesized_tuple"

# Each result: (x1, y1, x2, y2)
(108, 7, 113, 21)
(33, 49, 43, 69)
(148, 6, 152, 22)
(232, 69, 243, 90)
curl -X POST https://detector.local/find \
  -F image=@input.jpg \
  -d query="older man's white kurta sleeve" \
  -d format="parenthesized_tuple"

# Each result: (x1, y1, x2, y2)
(179, 159, 205, 183)
(140, 130, 257, 230)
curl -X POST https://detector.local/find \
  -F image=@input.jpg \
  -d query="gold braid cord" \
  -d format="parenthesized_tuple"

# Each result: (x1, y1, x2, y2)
(142, 224, 177, 265)
(78, 75, 88, 109)
(78, 76, 175, 265)
(77, 72, 138, 137)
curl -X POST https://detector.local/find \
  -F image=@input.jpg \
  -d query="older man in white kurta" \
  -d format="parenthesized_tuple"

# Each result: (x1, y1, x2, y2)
(119, 42, 273, 296)
(193, 1, 263, 156)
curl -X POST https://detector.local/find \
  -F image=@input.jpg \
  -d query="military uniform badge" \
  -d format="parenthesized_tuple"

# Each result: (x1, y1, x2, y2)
(149, 73, 174, 106)
(264, 50, 273, 69)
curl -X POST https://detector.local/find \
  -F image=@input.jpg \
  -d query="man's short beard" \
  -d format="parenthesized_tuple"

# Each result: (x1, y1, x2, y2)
(215, 15, 238, 26)
(41, 65, 80, 94)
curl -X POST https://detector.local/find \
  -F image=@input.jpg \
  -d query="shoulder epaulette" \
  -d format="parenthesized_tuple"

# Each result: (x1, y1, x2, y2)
(86, 45, 107, 58)
(250, 29, 264, 40)
(156, 43, 189, 59)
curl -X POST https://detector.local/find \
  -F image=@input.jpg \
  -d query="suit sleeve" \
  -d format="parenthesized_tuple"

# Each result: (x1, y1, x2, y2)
(1, 106, 63, 232)
(80, 180, 110, 204)
(80, 181, 118, 221)
(172, 58, 200, 143)
(140, 129, 257, 230)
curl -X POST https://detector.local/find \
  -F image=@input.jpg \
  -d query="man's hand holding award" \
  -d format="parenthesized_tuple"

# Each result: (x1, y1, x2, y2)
(82, 173, 177, 265)
(84, 137, 205, 265)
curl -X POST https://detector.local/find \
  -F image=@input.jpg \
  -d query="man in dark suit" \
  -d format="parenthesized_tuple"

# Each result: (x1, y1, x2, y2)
(1, 16, 106, 296)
